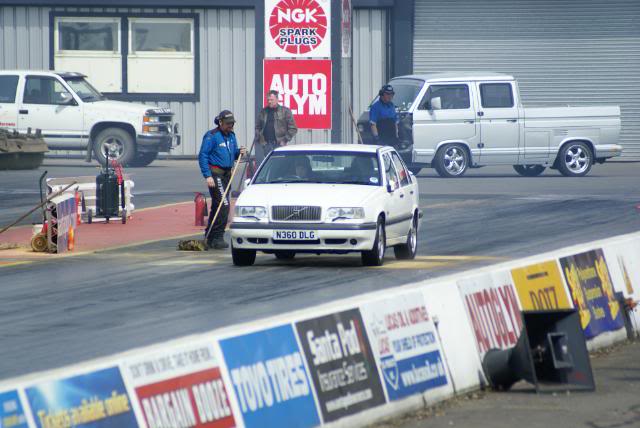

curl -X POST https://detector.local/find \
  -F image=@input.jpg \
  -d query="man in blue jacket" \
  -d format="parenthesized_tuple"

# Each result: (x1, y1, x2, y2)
(369, 84, 399, 146)
(198, 110, 246, 249)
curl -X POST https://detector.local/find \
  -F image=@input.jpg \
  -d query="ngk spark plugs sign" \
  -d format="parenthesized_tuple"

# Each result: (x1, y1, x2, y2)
(361, 293, 448, 401)
(219, 325, 320, 428)
(458, 271, 524, 360)
(264, 59, 331, 129)
(265, 0, 330, 58)
(123, 342, 236, 428)
(295, 309, 385, 423)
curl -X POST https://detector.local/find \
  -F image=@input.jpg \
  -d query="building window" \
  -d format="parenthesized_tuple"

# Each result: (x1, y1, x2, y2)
(51, 13, 198, 100)
(54, 17, 122, 92)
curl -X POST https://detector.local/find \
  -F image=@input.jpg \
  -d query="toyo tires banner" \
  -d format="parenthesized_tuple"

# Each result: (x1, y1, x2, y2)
(264, 59, 332, 129)
(265, 0, 331, 58)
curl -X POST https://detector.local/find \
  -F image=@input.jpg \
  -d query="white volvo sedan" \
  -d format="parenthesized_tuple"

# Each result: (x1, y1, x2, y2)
(230, 144, 420, 266)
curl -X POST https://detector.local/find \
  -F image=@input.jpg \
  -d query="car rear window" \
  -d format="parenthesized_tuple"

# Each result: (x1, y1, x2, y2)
(0, 75, 19, 103)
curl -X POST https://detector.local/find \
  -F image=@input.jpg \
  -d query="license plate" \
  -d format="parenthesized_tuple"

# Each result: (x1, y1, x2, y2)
(273, 230, 317, 240)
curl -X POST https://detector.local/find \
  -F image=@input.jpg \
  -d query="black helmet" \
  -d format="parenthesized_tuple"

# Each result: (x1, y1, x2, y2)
(379, 84, 395, 96)
(214, 110, 235, 126)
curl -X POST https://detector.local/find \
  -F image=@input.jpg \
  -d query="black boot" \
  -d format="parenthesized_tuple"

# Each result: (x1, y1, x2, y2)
(211, 237, 229, 250)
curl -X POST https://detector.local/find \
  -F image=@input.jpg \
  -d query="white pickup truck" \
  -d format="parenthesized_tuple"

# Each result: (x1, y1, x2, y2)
(358, 72, 622, 177)
(0, 70, 180, 167)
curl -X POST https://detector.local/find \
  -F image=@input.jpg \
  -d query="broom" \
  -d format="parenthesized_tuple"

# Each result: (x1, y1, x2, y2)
(178, 152, 244, 251)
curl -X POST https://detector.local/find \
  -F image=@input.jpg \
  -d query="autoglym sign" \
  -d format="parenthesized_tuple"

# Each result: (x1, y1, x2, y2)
(265, 0, 331, 58)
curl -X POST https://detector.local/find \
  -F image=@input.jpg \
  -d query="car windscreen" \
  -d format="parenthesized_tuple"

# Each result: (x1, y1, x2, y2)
(369, 78, 424, 112)
(253, 151, 382, 186)
(63, 77, 104, 102)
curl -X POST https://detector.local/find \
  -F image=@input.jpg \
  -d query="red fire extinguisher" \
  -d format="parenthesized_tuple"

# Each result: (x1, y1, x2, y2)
(194, 192, 208, 226)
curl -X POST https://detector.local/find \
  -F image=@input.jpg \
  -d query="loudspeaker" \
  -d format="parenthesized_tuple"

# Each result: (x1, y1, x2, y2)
(482, 309, 594, 392)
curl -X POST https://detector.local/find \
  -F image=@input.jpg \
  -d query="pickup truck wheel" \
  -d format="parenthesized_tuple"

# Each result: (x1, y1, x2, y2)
(558, 142, 593, 177)
(129, 152, 158, 167)
(434, 144, 469, 178)
(362, 218, 386, 266)
(394, 215, 418, 260)
(232, 245, 256, 266)
(93, 128, 135, 166)
(513, 165, 546, 177)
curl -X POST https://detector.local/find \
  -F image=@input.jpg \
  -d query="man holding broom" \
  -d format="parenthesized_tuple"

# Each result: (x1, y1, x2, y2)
(198, 110, 246, 249)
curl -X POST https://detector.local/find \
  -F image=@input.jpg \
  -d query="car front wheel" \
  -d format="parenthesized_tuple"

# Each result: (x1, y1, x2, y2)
(362, 218, 386, 266)
(394, 215, 418, 260)
(232, 245, 256, 266)
(434, 144, 469, 178)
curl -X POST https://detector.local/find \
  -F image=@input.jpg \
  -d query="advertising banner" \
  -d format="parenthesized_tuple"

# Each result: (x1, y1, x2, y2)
(295, 308, 386, 423)
(341, 0, 352, 58)
(603, 238, 640, 331)
(25, 366, 137, 428)
(219, 325, 320, 428)
(458, 271, 523, 360)
(124, 342, 236, 428)
(560, 249, 625, 339)
(0, 390, 28, 428)
(511, 261, 572, 311)
(47, 194, 78, 254)
(263, 59, 332, 129)
(265, 0, 331, 58)
(360, 292, 448, 401)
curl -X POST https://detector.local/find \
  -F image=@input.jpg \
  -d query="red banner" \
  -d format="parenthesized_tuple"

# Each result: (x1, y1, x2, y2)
(263, 59, 332, 130)
(135, 367, 236, 428)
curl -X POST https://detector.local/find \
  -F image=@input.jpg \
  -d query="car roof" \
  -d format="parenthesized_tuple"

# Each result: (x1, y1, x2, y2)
(392, 72, 515, 83)
(273, 144, 383, 153)
(0, 70, 86, 78)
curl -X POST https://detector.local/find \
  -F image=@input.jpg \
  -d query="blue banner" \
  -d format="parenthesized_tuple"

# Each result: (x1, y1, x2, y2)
(382, 351, 448, 401)
(25, 366, 138, 428)
(560, 249, 625, 339)
(0, 390, 28, 428)
(219, 325, 320, 428)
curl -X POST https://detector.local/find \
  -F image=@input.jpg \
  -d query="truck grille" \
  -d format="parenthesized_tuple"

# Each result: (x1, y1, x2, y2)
(272, 206, 321, 221)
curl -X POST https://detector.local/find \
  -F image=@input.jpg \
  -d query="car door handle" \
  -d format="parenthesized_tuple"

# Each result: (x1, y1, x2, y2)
(507, 119, 517, 123)
(410, 190, 414, 195)
(19, 109, 28, 114)
(477, 111, 484, 117)
(464, 120, 475, 124)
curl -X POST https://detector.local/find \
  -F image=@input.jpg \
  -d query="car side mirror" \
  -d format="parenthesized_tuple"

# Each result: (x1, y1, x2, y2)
(430, 97, 442, 111)
(59, 92, 75, 105)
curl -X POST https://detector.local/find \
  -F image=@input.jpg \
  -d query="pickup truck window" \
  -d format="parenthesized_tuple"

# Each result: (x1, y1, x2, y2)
(23, 77, 72, 105)
(419, 84, 470, 110)
(384, 79, 424, 112)
(64, 78, 103, 102)
(480, 83, 514, 108)
(0, 76, 19, 103)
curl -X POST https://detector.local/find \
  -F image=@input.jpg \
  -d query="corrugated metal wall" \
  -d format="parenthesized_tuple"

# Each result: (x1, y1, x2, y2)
(352, 8, 388, 142)
(413, 0, 640, 159)
(0, 5, 256, 157)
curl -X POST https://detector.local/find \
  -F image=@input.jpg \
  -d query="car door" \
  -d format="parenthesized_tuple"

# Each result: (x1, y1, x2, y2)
(18, 75, 84, 149)
(382, 151, 406, 240)
(0, 74, 20, 130)
(412, 83, 479, 160)
(390, 151, 415, 237)
(475, 81, 520, 164)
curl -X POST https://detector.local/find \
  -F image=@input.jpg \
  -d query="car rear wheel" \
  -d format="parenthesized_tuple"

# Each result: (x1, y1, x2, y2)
(394, 215, 418, 260)
(362, 218, 386, 266)
(274, 251, 296, 260)
(513, 164, 546, 177)
(434, 144, 469, 178)
(232, 245, 256, 266)
(557, 142, 593, 177)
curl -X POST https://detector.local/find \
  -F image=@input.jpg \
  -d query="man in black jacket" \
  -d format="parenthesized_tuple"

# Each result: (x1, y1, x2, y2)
(254, 90, 298, 163)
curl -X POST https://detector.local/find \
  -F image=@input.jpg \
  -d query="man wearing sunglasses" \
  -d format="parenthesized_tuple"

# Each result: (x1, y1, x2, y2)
(198, 110, 247, 249)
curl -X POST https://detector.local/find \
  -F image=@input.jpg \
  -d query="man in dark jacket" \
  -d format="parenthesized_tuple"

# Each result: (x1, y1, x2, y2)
(254, 90, 298, 163)
(198, 110, 246, 249)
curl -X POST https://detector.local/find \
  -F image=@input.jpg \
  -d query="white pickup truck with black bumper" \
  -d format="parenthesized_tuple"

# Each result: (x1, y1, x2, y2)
(358, 72, 622, 177)
(0, 70, 179, 167)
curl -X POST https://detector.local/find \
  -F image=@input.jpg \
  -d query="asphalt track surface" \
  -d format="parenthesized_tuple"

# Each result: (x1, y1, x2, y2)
(1, 159, 640, 380)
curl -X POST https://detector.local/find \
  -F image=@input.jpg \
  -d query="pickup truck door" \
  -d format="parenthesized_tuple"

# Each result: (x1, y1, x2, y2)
(18, 75, 85, 149)
(412, 83, 479, 161)
(0, 75, 20, 130)
(474, 81, 520, 164)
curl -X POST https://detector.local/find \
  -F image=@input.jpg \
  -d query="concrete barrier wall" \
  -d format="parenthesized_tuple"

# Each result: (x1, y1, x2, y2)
(1, 231, 638, 428)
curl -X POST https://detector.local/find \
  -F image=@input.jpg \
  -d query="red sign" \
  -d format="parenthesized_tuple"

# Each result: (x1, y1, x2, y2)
(135, 367, 236, 428)
(266, 0, 330, 57)
(264, 59, 332, 129)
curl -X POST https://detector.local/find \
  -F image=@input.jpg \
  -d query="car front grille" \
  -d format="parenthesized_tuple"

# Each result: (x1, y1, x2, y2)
(271, 205, 321, 221)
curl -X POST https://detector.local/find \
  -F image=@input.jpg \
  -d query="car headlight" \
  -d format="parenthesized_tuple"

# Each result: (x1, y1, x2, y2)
(143, 115, 160, 123)
(235, 206, 267, 220)
(327, 207, 365, 221)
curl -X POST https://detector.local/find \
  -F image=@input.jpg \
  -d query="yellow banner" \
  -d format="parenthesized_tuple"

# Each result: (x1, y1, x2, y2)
(511, 261, 572, 311)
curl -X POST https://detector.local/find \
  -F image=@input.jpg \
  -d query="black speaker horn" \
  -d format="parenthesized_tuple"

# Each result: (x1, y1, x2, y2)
(482, 309, 595, 392)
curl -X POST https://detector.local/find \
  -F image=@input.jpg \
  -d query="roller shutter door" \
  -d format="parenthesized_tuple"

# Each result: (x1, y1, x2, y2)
(413, 0, 640, 159)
